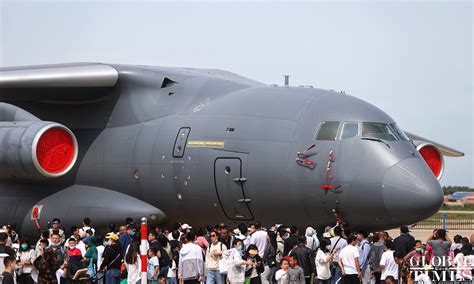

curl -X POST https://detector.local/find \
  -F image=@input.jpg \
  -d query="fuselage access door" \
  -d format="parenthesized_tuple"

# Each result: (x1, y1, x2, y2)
(214, 157, 254, 221)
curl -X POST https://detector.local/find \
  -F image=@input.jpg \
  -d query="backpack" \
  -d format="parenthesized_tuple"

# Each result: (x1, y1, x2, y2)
(159, 248, 171, 268)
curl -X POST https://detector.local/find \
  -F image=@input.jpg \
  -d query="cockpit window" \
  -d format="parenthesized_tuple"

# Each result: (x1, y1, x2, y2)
(362, 122, 398, 141)
(341, 122, 359, 139)
(390, 123, 410, 141)
(315, 121, 340, 141)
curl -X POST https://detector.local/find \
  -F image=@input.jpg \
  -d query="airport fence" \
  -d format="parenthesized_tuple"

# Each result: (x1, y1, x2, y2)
(412, 212, 474, 230)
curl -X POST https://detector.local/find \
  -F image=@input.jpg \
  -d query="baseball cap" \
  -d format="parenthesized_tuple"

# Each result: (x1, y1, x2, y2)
(181, 224, 192, 230)
(105, 232, 119, 241)
(400, 225, 410, 234)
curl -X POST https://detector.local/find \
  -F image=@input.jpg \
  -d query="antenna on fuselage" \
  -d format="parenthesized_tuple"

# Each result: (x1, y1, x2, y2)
(283, 75, 290, 87)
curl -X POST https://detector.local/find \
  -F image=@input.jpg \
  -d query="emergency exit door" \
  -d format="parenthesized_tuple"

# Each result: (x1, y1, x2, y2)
(214, 158, 253, 220)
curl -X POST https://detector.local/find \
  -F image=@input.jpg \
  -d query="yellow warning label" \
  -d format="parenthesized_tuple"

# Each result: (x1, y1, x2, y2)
(187, 140, 225, 148)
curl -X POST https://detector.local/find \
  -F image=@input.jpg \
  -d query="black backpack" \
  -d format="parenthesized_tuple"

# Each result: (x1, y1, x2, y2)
(159, 248, 171, 268)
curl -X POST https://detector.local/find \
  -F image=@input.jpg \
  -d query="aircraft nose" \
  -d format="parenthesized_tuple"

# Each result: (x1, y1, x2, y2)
(382, 158, 443, 224)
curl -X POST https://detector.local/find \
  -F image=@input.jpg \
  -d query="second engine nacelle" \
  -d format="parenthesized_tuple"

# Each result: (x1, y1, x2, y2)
(0, 120, 78, 179)
(413, 140, 444, 180)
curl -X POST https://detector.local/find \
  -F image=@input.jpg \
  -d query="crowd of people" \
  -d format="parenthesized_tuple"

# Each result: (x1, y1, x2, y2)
(1, 219, 474, 284)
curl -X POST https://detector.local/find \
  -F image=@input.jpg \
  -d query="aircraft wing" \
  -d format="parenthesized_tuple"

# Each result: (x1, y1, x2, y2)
(0, 63, 118, 88)
(0, 63, 119, 103)
(405, 131, 464, 157)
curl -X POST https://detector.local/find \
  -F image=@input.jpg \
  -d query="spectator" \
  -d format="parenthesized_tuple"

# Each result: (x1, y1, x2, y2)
(275, 227, 286, 264)
(178, 232, 204, 284)
(452, 243, 473, 281)
(356, 231, 371, 284)
(49, 233, 66, 283)
(96, 235, 106, 284)
(451, 235, 463, 254)
(219, 227, 234, 252)
(403, 240, 423, 267)
(169, 231, 181, 252)
(274, 258, 290, 284)
(66, 226, 80, 244)
(120, 224, 137, 252)
(305, 227, 320, 252)
(118, 225, 127, 237)
(34, 247, 61, 284)
(65, 238, 84, 279)
(157, 235, 172, 279)
(48, 219, 65, 244)
(35, 231, 50, 256)
(196, 228, 209, 253)
(8, 225, 19, 245)
(205, 230, 227, 284)
(0, 232, 15, 257)
(181, 224, 192, 235)
(166, 249, 179, 284)
(226, 239, 246, 284)
(383, 275, 396, 284)
(290, 236, 314, 284)
(329, 226, 347, 284)
(368, 232, 385, 284)
(394, 251, 413, 284)
(100, 233, 122, 284)
(17, 237, 36, 284)
(338, 234, 361, 284)
(283, 226, 298, 257)
(288, 255, 305, 284)
(238, 224, 250, 247)
(379, 240, 398, 282)
(243, 244, 264, 284)
(315, 238, 338, 284)
(149, 231, 162, 251)
(248, 222, 269, 283)
(2, 256, 16, 284)
(74, 236, 98, 279)
(148, 248, 160, 283)
(393, 226, 415, 258)
(426, 229, 452, 269)
(80, 218, 95, 236)
(261, 232, 276, 284)
(124, 243, 141, 284)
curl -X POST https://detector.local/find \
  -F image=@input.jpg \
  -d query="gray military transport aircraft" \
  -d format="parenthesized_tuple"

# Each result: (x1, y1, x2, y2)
(0, 63, 464, 236)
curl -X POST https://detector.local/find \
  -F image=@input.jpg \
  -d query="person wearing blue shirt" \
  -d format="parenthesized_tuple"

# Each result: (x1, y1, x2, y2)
(357, 231, 371, 284)
(119, 224, 137, 253)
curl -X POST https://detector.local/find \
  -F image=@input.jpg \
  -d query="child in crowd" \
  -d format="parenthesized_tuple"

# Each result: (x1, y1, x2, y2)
(147, 248, 160, 284)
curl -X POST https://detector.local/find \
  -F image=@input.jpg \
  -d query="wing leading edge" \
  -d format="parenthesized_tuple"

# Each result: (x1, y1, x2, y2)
(405, 131, 464, 157)
(0, 63, 118, 88)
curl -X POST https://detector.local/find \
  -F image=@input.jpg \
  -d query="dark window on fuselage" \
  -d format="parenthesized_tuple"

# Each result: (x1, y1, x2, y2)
(315, 121, 340, 141)
(341, 122, 359, 139)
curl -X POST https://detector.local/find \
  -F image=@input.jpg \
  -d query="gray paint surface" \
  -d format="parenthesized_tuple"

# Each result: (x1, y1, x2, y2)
(0, 63, 462, 235)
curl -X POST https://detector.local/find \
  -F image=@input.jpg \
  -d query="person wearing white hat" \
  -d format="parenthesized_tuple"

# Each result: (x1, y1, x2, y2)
(181, 224, 192, 232)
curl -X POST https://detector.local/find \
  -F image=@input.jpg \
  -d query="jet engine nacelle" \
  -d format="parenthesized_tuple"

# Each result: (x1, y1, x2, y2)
(413, 140, 444, 180)
(0, 120, 78, 179)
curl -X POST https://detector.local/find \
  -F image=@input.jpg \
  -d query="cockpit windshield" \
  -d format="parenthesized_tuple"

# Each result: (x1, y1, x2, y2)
(390, 123, 410, 141)
(362, 122, 398, 141)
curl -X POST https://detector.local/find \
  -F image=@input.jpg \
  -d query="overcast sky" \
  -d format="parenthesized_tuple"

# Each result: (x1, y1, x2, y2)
(1, 0, 472, 187)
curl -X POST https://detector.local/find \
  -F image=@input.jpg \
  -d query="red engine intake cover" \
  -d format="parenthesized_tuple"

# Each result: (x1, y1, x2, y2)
(36, 127, 76, 175)
(418, 144, 443, 179)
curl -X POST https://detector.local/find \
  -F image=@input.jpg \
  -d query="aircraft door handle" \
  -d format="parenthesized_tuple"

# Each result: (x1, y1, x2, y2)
(238, 199, 251, 203)
(233, 177, 247, 182)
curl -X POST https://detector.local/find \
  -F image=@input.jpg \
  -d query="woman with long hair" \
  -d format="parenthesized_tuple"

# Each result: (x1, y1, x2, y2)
(17, 237, 36, 284)
(124, 242, 141, 284)
(315, 238, 339, 284)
